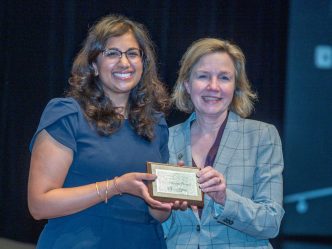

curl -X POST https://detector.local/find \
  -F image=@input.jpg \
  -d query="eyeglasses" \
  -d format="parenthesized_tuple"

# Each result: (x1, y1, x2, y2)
(102, 48, 143, 62)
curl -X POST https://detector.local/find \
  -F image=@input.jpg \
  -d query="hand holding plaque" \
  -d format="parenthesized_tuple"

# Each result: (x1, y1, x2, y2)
(146, 162, 204, 207)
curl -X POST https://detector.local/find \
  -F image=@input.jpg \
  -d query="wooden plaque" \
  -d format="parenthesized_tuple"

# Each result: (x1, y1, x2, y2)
(147, 162, 204, 207)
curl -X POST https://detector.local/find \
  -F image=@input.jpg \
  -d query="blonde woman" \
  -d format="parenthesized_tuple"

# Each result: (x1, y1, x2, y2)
(163, 38, 284, 249)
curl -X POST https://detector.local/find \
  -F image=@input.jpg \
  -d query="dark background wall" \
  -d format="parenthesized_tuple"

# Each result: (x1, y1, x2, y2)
(281, 1, 332, 248)
(0, 1, 331, 248)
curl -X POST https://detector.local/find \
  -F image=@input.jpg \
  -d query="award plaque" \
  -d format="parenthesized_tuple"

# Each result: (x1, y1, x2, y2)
(147, 162, 204, 207)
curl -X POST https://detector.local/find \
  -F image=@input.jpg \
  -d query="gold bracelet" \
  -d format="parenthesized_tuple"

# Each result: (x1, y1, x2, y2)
(95, 182, 103, 202)
(113, 176, 122, 195)
(105, 179, 109, 204)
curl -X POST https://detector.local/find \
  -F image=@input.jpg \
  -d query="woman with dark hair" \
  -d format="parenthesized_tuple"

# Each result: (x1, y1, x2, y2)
(163, 38, 284, 248)
(28, 14, 171, 249)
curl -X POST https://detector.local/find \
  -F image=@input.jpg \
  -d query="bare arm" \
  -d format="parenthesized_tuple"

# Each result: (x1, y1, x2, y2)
(28, 129, 177, 221)
(28, 130, 120, 220)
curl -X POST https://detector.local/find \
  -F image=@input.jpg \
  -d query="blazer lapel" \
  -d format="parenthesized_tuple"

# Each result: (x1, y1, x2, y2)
(176, 112, 242, 221)
(178, 113, 196, 167)
(178, 113, 202, 221)
(204, 112, 242, 210)
(213, 111, 241, 173)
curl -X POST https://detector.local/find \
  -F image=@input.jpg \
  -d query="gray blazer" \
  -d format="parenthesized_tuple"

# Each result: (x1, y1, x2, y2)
(163, 111, 285, 249)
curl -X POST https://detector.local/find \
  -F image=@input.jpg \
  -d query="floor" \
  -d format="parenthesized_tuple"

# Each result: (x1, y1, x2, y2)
(0, 238, 35, 249)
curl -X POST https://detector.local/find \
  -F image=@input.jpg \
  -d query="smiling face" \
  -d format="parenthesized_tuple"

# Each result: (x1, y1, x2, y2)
(185, 52, 236, 119)
(92, 31, 143, 107)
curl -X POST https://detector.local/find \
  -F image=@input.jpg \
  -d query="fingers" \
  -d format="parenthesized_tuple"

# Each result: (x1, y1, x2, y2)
(142, 190, 161, 207)
(196, 167, 225, 192)
(196, 166, 214, 178)
(119, 173, 151, 197)
(144, 195, 173, 211)
(191, 205, 198, 212)
(199, 176, 225, 191)
(177, 160, 185, 167)
(154, 202, 173, 211)
(197, 166, 222, 183)
(200, 180, 226, 193)
(172, 200, 188, 211)
(136, 172, 157, 181)
(179, 201, 188, 211)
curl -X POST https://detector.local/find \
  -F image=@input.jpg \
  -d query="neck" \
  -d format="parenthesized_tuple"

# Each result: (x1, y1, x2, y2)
(194, 111, 228, 134)
(105, 93, 129, 117)
(115, 106, 128, 118)
(105, 91, 130, 108)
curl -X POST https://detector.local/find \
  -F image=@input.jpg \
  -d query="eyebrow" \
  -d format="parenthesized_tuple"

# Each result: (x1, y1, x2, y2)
(195, 70, 233, 75)
(105, 47, 140, 51)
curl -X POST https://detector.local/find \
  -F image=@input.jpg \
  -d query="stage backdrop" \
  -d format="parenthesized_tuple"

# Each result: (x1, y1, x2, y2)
(3, 1, 330, 249)
(282, 1, 332, 248)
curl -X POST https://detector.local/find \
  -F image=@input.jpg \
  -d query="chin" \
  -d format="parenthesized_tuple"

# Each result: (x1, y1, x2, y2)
(201, 109, 227, 116)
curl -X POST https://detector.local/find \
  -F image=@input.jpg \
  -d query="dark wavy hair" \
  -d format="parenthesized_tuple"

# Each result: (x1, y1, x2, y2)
(66, 14, 170, 141)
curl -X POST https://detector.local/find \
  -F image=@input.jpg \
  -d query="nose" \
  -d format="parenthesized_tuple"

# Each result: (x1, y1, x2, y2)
(117, 54, 131, 67)
(207, 76, 219, 90)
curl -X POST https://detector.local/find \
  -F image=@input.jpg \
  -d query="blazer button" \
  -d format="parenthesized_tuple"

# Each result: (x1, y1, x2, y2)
(196, 224, 200, 231)
(177, 153, 183, 160)
(223, 218, 234, 225)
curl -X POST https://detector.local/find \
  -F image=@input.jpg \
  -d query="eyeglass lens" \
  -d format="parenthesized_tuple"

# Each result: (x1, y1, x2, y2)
(103, 48, 142, 61)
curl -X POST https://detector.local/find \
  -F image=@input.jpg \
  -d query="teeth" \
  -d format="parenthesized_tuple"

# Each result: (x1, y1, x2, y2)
(113, 73, 131, 78)
(203, 96, 221, 101)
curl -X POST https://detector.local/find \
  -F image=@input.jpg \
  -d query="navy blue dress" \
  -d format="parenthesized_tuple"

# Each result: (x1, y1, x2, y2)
(30, 98, 169, 249)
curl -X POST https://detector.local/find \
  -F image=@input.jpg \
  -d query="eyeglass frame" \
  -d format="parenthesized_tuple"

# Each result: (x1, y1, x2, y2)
(101, 48, 144, 62)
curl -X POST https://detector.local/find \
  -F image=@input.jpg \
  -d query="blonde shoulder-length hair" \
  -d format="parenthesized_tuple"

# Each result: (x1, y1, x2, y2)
(172, 38, 257, 118)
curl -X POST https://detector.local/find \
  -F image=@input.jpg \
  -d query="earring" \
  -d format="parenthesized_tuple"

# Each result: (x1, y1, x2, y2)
(90, 64, 98, 76)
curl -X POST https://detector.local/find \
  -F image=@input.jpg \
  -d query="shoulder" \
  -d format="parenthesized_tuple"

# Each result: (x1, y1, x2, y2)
(229, 112, 276, 132)
(30, 98, 83, 152)
(230, 112, 281, 143)
(169, 121, 187, 139)
(44, 97, 81, 114)
(244, 119, 278, 137)
(169, 113, 194, 137)
(169, 122, 183, 135)
(168, 114, 193, 153)
(37, 97, 83, 128)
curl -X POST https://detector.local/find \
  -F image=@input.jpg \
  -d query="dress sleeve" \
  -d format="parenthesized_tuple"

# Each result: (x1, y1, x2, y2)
(29, 98, 80, 153)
